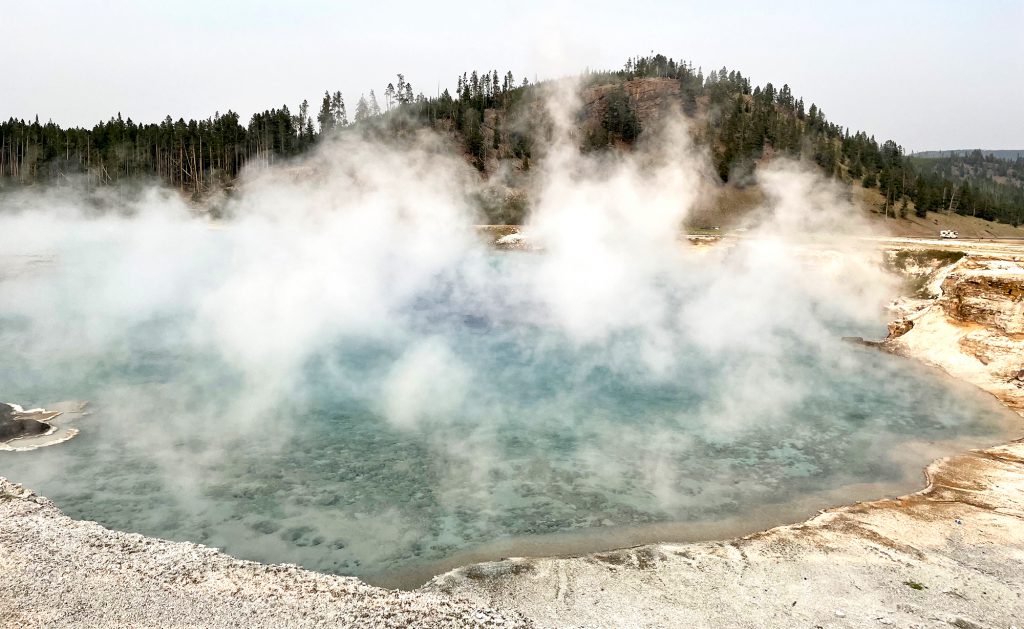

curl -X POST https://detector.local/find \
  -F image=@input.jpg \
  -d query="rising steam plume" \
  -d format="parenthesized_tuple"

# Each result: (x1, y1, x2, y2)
(5, 78, 988, 583)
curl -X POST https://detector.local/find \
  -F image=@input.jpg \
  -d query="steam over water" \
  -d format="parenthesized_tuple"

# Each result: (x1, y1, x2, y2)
(0, 107, 1016, 587)
(0, 241, 1015, 586)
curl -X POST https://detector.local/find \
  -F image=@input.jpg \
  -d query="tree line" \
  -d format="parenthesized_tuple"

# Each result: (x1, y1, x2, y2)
(2, 54, 1021, 225)
(2, 107, 319, 195)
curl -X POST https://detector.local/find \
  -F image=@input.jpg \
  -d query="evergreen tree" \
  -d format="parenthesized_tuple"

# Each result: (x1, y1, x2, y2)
(601, 86, 641, 143)
(354, 95, 370, 122)
(330, 91, 348, 126)
(297, 100, 310, 144)
(318, 92, 335, 133)
(395, 75, 408, 104)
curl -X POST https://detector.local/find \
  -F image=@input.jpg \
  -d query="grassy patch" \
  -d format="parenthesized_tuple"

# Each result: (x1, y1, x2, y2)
(594, 552, 627, 566)
(634, 548, 664, 569)
(890, 249, 965, 271)
(886, 249, 966, 297)
(462, 566, 487, 580)
(903, 580, 927, 591)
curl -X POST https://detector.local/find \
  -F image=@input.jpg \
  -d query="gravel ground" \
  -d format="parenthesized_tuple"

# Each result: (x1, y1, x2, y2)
(0, 479, 533, 628)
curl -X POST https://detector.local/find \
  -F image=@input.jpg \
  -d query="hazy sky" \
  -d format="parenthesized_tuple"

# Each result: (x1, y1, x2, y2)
(4, 0, 1022, 150)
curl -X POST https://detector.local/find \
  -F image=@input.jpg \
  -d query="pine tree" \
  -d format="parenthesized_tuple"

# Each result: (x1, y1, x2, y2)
(330, 91, 347, 126)
(395, 75, 407, 104)
(354, 95, 370, 122)
(297, 100, 310, 144)
(318, 92, 335, 133)
(601, 87, 641, 142)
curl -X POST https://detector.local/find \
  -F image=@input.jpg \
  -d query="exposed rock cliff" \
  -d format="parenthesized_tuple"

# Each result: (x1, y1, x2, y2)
(887, 254, 1024, 413)
(941, 259, 1024, 334)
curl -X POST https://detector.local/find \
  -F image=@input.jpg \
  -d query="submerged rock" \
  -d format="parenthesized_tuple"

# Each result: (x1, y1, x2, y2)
(0, 401, 89, 452)
(0, 418, 54, 441)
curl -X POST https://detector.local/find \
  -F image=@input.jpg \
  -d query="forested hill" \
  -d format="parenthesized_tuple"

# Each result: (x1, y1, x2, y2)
(2, 54, 1022, 227)
(908, 150, 1024, 221)
(913, 150, 1024, 160)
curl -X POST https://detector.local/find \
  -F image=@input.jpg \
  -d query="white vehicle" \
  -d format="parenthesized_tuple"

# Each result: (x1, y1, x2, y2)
(939, 230, 959, 239)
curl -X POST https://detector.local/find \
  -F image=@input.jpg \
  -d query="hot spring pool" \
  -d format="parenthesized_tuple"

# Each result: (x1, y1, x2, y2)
(0, 247, 1018, 588)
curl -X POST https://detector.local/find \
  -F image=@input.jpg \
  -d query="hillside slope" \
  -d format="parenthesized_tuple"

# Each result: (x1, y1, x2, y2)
(854, 185, 1024, 238)
(437, 58, 1022, 230)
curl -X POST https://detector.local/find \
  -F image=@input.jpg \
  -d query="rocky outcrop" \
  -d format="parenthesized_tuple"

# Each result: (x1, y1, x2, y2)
(959, 330, 1024, 376)
(0, 401, 89, 452)
(887, 255, 1024, 413)
(887, 317, 914, 338)
(939, 258, 1024, 334)
(582, 78, 682, 132)
(0, 404, 55, 441)
(623, 78, 682, 128)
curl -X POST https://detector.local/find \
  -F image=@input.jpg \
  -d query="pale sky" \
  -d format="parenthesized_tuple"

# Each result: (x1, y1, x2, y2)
(4, 0, 1022, 151)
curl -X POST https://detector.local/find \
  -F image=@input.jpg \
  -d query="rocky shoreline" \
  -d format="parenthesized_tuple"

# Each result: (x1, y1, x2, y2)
(426, 441, 1024, 628)
(2, 243, 1023, 628)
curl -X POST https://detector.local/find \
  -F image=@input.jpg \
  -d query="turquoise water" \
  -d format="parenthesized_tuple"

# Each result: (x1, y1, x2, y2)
(0, 248, 1017, 586)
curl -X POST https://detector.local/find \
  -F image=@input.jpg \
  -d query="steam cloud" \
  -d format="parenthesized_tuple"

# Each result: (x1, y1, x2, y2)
(0, 79, 934, 579)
